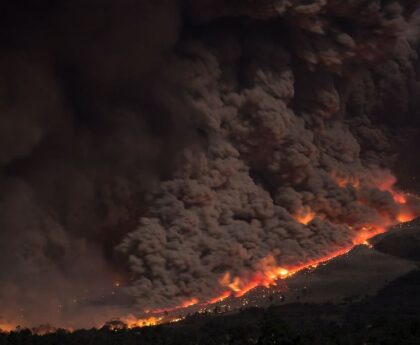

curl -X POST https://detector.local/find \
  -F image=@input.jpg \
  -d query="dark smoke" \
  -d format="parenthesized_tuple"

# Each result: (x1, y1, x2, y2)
(0, 0, 419, 328)
(117, 1, 420, 310)
(0, 0, 185, 328)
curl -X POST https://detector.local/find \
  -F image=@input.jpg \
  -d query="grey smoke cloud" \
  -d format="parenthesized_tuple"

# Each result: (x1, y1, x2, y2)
(0, 0, 419, 328)
(117, 0, 420, 311)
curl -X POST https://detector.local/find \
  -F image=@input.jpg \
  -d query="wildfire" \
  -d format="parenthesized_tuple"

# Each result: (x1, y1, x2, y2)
(215, 227, 387, 302)
(331, 170, 417, 225)
(120, 315, 163, 328)
(122, 170, 419, 330)
(375, 173, 417, 223)
(374, 173, 411, 204)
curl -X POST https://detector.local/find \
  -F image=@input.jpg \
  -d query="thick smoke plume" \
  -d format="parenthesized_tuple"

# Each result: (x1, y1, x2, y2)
(0, 0, 419, 328)
(117, 0, 420, 310)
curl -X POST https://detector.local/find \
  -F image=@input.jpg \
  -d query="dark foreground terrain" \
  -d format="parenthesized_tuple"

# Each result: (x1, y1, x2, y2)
(3, 270, 420, 345)
(2, 309, 420, 345)
(2, 319, 420, 345)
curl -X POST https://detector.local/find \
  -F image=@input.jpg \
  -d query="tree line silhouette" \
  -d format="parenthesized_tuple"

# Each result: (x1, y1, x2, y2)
(2, 304, 420, 345)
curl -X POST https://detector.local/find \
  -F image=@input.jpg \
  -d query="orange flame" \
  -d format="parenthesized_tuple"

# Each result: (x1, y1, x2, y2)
(207, 291, 231, 304)
(120, 315, 163, 328)
(196, 173, 418, 313)
(181, 298, 199, 308)
(215, 224, 388, 300)
(397, 212, 415, 223)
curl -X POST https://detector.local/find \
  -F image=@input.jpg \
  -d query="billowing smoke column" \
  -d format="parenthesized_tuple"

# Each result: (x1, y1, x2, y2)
(117, 1, 420, 311)
(0, 0, 419, 329)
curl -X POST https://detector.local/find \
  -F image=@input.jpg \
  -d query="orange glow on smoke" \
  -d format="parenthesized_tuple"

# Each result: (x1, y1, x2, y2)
(150, 298, 199, 315)
(184, 172, 418, 313)
(0, 323, 15, 333)
(331, 173, 360, 188)
(376, 175, 408, 204)
(181, 298, 199, 308)
(123, 171, 419, 330)
(393, 192, 407, 204)
(293, 207, 316, 225)
(215, 224, 389, 301)
(373, 172, 416, 223)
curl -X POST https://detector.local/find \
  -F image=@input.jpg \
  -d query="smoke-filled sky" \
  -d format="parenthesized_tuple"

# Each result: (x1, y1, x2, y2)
(1, 0, 420, 329)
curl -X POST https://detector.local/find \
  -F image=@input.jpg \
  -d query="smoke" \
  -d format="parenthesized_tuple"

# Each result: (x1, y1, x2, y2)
(0, 0, 420, 328)
(117, 1, 420, 310)
(0, 0, 185, 328)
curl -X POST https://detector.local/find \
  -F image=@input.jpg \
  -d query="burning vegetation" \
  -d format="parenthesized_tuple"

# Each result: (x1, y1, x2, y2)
(114, 172, 420, 329)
